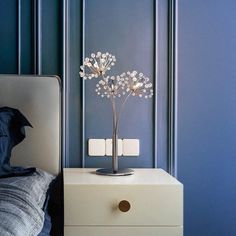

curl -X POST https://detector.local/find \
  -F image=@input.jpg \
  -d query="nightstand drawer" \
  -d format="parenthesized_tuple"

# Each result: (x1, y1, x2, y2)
(64, 226, 183, 236)
(64, 184, 183, 226)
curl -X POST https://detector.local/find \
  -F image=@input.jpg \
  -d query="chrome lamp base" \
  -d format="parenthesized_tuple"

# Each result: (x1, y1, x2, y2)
(96, 168, 134, 176)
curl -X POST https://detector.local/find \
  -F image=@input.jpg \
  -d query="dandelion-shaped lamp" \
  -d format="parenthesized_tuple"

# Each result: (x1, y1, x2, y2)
(80, 52, 153, 176)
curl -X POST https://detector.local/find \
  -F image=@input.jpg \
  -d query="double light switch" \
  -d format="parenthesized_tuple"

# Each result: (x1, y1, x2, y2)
(88, 139, 140, 157)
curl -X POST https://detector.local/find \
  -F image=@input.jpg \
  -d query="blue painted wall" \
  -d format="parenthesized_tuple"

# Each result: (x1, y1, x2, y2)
(0, 0, 168, 169)
(2, 1, 236, 235)
(85, 0, 155, 169)
(0, 0, 18, 73)
(82, 0, 168, 170)
(178, 0, 236, 235)
(0, 0, 61, 74)
(64, 0, 83, 167)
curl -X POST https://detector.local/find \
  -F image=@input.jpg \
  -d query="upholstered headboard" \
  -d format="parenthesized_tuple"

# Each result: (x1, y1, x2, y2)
(0, 75, 61, 175)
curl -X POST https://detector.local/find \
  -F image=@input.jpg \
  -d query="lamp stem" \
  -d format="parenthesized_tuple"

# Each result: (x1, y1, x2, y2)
(115, 91, 132, 132)
(111, 92, 133, 173)
(112, 132, 118, 173)
(111, 96, 118, 173)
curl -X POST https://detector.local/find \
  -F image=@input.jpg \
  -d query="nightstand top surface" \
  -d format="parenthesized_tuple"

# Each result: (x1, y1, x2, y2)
(64, 168, 182, 186)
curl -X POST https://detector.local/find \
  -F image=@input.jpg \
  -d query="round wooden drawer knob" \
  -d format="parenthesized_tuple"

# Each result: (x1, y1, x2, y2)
(118, 200, 131, 212)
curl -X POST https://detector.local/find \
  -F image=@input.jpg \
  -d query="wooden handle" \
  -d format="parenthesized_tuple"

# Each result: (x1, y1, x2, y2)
(118, 200, 131, 212)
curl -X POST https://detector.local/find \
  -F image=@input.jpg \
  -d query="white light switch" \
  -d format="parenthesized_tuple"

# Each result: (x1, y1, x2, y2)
(122, 139, 140, 156)
(88, 139, 105, 156)
(105, 139, 123, 156)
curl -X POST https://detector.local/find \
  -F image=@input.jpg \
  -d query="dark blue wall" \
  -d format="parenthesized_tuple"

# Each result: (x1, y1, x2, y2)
(0, 0, 168, 170)
(178, 0, 236, 235)
(0, 0, 18, 73)
(0, 0, 61, 75)
(1, 1, 236, 236)
(68, 0, 168, 170)
(84, 0, 158, 169)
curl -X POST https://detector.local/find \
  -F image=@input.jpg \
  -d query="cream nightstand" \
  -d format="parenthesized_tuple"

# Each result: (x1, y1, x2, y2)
(64, 168, 183, 236)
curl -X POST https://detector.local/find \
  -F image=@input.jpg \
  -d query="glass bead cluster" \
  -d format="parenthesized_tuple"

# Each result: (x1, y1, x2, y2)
(79, 52, 153, 99)
(79, 52, 116, 79)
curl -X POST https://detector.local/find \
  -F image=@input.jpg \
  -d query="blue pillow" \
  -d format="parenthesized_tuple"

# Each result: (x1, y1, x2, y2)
(0, 107, 35, 178)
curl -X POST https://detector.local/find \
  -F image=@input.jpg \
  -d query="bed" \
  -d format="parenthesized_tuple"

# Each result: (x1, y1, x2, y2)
(0, 75, 62, 236)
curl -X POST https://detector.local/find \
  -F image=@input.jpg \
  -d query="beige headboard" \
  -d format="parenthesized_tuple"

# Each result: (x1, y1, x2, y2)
(0, 75, 61, 175)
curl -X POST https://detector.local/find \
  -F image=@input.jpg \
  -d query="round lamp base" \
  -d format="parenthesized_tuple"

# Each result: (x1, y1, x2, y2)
(96, 168, 134, 176)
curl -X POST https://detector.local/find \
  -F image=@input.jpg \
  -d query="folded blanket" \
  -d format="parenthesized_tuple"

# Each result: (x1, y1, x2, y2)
(0, 169, 54, 236)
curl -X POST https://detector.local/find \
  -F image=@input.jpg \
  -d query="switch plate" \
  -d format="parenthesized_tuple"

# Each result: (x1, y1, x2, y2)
(105, 139, 123, 156)
(122, 139, 140, 156)
(88, 139, 105, 156)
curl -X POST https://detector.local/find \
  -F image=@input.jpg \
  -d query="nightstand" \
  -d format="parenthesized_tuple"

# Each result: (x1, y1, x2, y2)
(64, 168, 183, 236)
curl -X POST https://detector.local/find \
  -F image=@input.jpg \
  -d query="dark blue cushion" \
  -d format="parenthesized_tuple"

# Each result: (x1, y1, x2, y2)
(0, 107, 35, 178)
